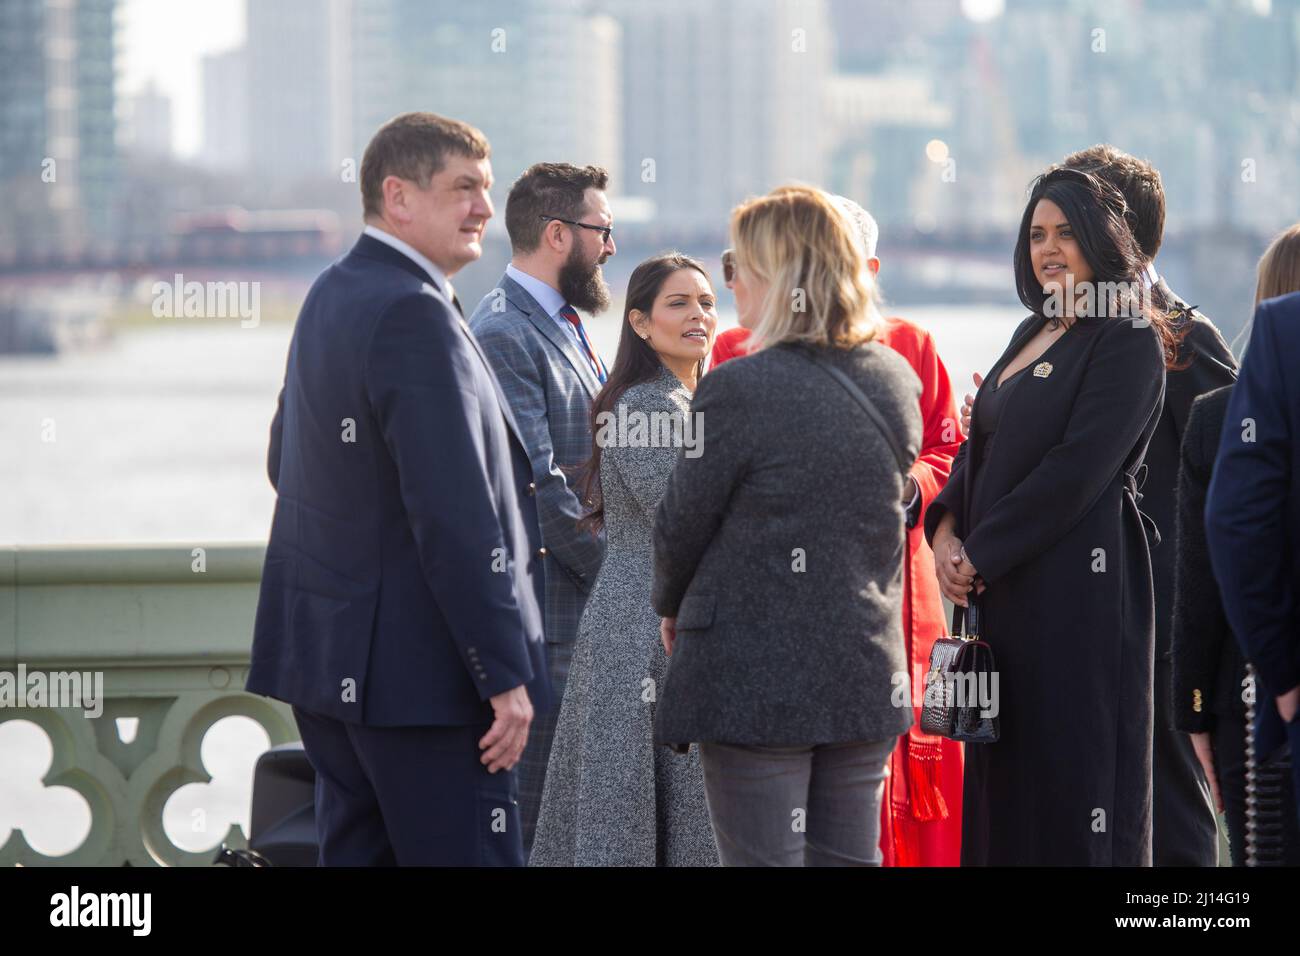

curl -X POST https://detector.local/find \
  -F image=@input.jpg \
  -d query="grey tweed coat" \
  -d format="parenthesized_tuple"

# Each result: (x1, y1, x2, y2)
(531, 363, 719, 867)
(652, 341, 923, 749)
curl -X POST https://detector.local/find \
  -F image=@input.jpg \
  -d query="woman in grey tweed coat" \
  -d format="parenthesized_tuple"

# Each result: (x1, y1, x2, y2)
(530, 253, 720, 866)
(652, 186, 922, 866)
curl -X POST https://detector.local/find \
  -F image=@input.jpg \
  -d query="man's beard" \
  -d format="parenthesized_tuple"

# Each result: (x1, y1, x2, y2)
(558, 245, 611, 314)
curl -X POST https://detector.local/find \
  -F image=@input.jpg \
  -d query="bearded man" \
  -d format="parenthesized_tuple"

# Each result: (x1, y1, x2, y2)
(469, 162, 615, 858)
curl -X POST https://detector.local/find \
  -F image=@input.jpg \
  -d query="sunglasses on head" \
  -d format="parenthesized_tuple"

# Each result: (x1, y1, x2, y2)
(721, 248, 736, 284)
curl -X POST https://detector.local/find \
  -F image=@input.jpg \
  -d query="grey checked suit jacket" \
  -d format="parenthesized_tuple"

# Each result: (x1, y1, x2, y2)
(470, 273, 607, 854)
(468, 274, 606, 648)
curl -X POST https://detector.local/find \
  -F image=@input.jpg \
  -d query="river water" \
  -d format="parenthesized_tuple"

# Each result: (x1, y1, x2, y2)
(0, 303, 1021, 545)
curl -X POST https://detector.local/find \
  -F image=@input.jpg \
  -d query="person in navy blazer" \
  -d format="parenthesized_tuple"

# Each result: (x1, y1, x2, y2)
(1206, 290, 1300, 828)
(247, 112, 550, 866)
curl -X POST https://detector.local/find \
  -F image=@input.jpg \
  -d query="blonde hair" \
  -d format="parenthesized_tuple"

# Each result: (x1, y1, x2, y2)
(1256, 223, 1300, 305)
(730, 184, 882, 353)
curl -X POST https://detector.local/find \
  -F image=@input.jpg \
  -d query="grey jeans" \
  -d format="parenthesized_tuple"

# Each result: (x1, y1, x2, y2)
(697, 738, 896, 866)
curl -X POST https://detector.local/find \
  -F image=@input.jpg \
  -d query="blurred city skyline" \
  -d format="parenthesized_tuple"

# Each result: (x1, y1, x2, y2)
(114, 0, 1004, 161)
(2, 0, 1299, 327)
(8, 1, 1299, 229)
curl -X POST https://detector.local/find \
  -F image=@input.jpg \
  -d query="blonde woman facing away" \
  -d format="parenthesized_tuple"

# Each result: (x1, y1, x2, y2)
(651, 185, 923, 866)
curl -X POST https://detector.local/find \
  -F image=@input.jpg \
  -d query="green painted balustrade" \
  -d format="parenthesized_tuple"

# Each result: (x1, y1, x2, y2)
(0, 544, 1236, 866)
(0, 543, 295, 866)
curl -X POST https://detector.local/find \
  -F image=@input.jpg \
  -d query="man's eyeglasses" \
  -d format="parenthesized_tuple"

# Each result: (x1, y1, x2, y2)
(721, 248, 736, 284)
(539, 215, 613, 244)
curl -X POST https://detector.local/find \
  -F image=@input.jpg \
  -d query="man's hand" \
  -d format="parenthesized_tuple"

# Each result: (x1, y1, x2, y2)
(661, 617, 677, 657)
(1277, 684, 1300, 723)
(1189, 732, 1224, 813)
(960, 372, 984, 435)
(479, 684, 533, 773)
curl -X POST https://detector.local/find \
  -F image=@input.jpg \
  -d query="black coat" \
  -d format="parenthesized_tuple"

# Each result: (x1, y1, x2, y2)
(1143, 282, 1238, 716)
(1172, 385, 1247, 733)
(1143, 283, 1236, 865)
(925, 313, 1166, 865)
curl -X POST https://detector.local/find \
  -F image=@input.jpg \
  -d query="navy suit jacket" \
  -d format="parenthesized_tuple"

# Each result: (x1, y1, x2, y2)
(1206, 291, 1300, 755)
(247, 233, 551, 726)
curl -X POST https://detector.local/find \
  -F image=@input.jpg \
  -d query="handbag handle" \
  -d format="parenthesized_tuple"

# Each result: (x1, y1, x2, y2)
(792, 346, 912, 477)
(950, 596, 982, 641)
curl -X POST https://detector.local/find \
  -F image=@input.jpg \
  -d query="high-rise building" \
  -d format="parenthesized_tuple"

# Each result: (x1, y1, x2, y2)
(0, 0, 119, 254)
(520, 9, 622, 194)
(246, 0, 351, 185)
(201, 47, 251, 174)
(124, 81, 174, 160)
(619, 0, 832, 231)
(348, 0, 621, 201)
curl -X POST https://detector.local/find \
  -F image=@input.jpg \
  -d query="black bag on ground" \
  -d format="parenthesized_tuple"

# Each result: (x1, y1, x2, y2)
(214, 742, 318, 867)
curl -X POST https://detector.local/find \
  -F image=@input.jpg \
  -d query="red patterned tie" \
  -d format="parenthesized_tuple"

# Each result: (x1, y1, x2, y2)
(559, 305, 606, 384)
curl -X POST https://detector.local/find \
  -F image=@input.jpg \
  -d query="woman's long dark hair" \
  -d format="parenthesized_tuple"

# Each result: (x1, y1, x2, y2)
(1013, 167, 1177, 366)
(574, 252, 711, 535)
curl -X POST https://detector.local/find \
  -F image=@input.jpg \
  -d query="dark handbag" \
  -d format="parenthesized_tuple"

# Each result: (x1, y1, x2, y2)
(920, 598, 1000, 743)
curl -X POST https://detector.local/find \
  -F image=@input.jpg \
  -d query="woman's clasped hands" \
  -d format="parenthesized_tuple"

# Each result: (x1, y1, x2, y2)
(933, 511, 985, 607)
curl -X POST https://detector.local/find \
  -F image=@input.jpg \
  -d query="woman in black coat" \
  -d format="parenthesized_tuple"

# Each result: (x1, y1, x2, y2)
(924, 167, 1176, 865)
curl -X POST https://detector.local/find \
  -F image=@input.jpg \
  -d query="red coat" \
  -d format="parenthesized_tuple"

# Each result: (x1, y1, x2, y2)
(710, 321, 964, 866)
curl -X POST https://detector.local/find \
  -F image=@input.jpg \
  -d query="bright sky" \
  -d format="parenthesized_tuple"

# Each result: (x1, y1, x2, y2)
(118, 0, 245, 158)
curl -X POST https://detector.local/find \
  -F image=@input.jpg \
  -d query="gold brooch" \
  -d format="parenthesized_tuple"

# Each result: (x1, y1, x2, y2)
(1033, 362, 1053, 378)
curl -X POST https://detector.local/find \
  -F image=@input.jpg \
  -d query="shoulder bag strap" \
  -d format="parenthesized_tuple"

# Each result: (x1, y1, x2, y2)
(794, 347, 912, 476)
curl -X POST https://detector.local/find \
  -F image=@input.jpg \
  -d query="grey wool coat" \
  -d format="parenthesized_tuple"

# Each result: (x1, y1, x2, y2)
(652, 340, 923, 749)
(531, 363, 719, 867)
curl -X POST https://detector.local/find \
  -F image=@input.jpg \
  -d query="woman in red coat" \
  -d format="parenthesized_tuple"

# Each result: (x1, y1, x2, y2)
(711, 206, 964, 865)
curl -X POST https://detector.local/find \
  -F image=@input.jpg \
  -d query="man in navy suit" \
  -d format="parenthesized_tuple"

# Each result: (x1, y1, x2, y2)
(247, 112, 550, 865)
(1206, 290, 1300, 828)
